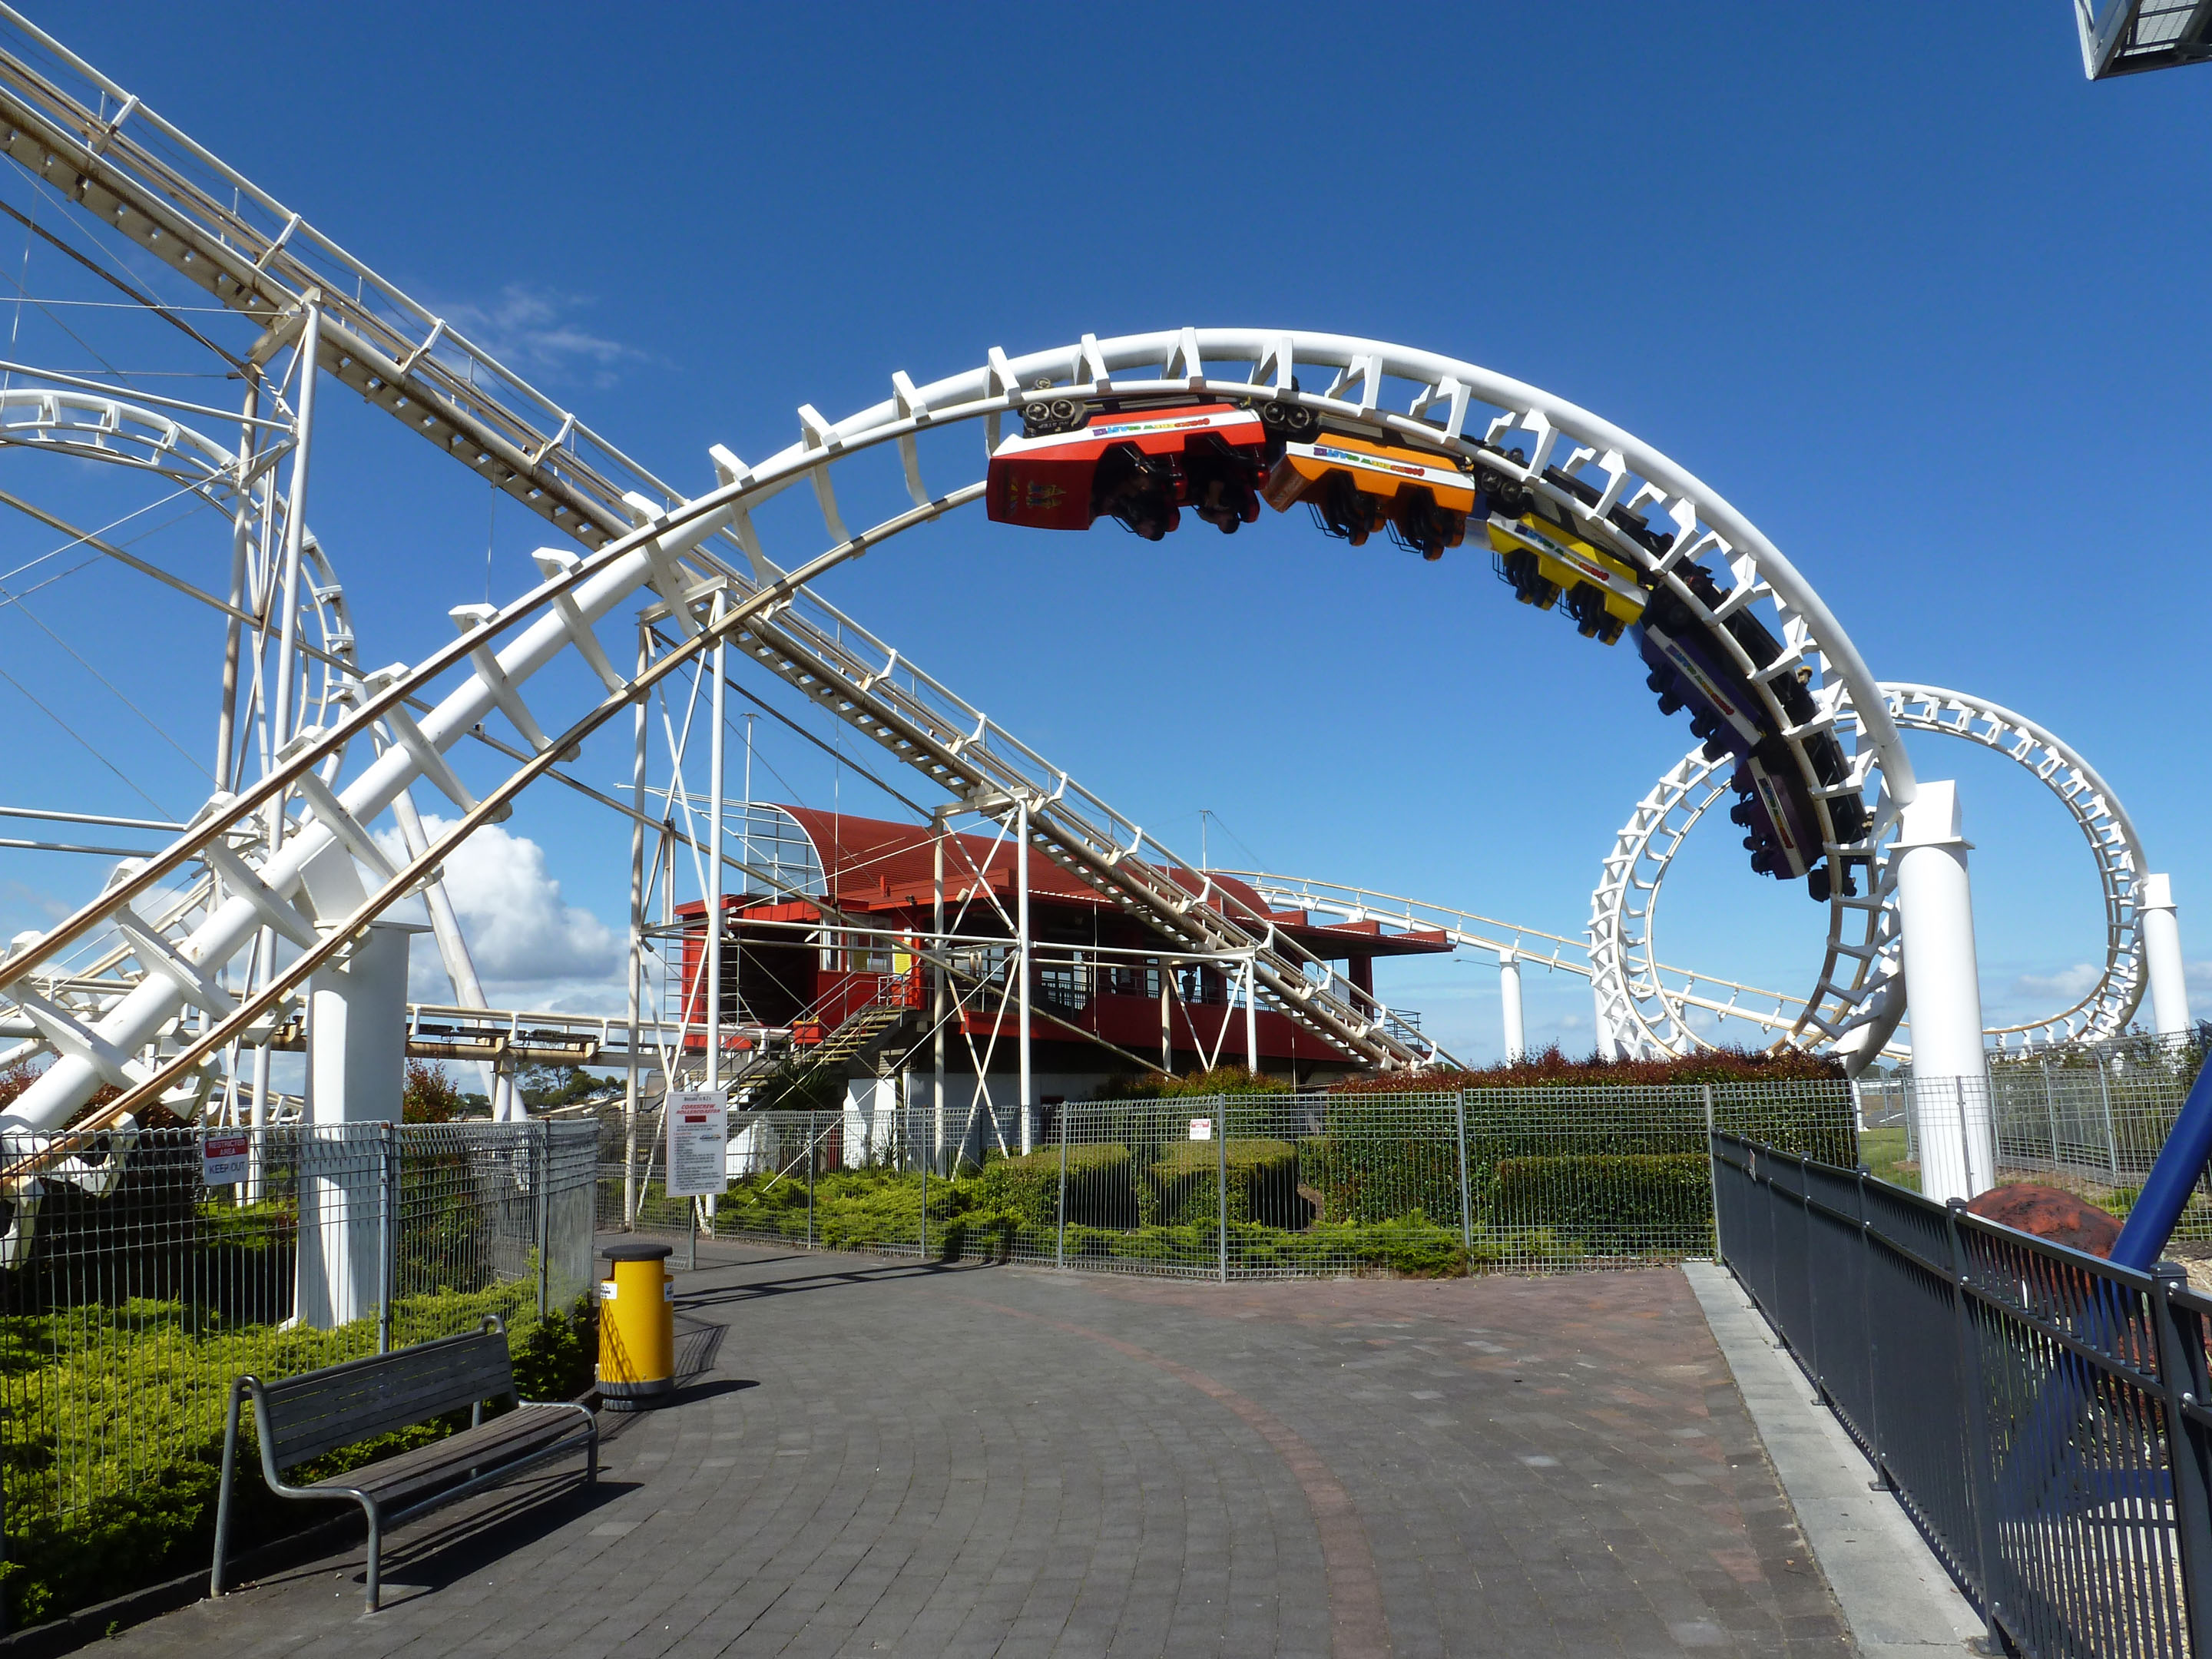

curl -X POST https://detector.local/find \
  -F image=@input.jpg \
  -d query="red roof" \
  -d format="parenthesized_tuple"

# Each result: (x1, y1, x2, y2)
(679, 805, 1449, 960)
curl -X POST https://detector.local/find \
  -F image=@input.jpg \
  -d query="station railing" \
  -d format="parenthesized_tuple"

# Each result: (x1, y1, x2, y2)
(1713, 1129, 2212, 1659)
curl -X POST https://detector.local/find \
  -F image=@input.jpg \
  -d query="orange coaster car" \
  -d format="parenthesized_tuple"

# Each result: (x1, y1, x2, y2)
(1260, 433, 1479, 560)
(985, 402, 1271, 540)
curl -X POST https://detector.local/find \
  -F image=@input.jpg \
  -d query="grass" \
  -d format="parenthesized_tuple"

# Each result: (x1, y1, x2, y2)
(1859, 1127, 1920, 1192)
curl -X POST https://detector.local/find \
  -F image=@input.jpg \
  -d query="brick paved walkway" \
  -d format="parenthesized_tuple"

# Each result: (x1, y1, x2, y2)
(121, 1244, 1853, 1657)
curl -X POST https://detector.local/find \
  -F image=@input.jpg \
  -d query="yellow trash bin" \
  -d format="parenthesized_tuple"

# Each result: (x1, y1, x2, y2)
(598, 1240, 675, 1412)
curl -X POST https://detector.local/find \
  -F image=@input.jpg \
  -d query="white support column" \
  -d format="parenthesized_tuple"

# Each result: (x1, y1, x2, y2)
(703, 601, 727, 1224)
(266, 302, 321, 761)
(1161, 962, 1173, 1073)
(705, 597, 727, 1094)
(1498, 949, 1526, 1062)
(2141, 873, 2191, 1037)
(1244, 955, 1259, 1073)
(624, 624, 648, 1227)
(1893, 780, 1992, 1202)
(932, 809, 946, 1173)
(296, 919, 414, 1329)
(214, 376, 261, 790)
(245, 1016, 273, 1202)
(1017, 798, 1033, 1155)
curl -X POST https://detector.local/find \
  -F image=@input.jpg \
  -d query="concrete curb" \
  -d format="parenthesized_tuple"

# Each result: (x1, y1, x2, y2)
(1684, 1260, 1982, 1658)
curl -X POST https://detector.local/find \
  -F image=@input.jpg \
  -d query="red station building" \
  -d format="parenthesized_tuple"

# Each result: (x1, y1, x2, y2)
(676, 804, 1452, 1102)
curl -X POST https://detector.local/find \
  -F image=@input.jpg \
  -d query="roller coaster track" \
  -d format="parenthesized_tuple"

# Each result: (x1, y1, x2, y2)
(1222, 873, 1810, 1042)
(1591, 684, 2151, 1063)
(0, 11, 1919, 1138)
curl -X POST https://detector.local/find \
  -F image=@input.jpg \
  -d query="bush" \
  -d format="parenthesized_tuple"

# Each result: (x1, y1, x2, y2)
(0, 1287, 593, 1628)
(1489, 1154, 1710, 1256)
(1090, 1065, 1291, 1101)
(1149, 1139, 1302, 1227)
(1334, 1044, 1846, 1092)
(1300, 1094, 1465, 1224)
(975, 1144, 1135, 1228)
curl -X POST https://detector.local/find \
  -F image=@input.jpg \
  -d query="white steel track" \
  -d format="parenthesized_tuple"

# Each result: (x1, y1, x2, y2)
(1226, 873, 1811, 1043)
(1590, 684, 2151, 1064)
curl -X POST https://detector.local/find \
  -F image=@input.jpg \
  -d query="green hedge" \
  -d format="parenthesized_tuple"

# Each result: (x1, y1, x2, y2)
(1148, 1139, 1301, 1227)
(975, 1144, 1136, 1228)
(1300, 1115, 1464, 1226)
(1488, 1154, 1710, 1255)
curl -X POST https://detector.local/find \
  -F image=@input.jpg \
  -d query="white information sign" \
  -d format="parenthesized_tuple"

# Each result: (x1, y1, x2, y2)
(665, 1090, 730, 1198)
(201, 1131, 251, 1187)
(1187, 1118, 1214, 1141)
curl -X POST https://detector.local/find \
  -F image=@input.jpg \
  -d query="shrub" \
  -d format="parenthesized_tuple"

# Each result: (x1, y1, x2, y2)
(0, 1287, 593, 1628)
(1488, 1154, 1710, 1256)
(1090, 1065, 1292, 1101)
(1300, 1093, 1465, 1224)
(1148, 1139, 1302, 1227)
(976, 1144, 1136, 1228)
(1333, 1043, 1845, 1092)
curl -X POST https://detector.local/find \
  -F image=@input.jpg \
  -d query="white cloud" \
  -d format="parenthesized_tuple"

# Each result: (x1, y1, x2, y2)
(376, 817, 620, 1005)
(439, 285, 644, 387)
(2187, 960, 2212, 995)
(2010, 963, 2101, 1001)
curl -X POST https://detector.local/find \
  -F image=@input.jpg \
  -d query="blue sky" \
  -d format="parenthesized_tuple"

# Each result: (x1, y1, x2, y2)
(0, 3, 2204, 1065)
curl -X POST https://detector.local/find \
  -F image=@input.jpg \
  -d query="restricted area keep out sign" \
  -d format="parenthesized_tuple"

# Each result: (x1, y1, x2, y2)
(665, 1090, 729, 1199)
(1187, 1118, 1213, 1141)
(201, 1132, 250, 1186)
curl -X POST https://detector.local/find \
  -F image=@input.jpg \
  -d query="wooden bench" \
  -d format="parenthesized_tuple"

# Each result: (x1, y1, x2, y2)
(210, 1315, 598, 1610)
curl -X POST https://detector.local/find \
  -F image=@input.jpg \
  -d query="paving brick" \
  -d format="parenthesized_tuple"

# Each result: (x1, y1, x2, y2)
(111, 1245, 1851, 1657)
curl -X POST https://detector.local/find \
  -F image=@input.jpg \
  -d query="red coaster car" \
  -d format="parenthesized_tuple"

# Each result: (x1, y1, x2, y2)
(986, 402, 1272, 539)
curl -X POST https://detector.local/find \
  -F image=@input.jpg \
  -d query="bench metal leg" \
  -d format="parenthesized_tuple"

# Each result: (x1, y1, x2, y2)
(210, 1384, 243, 1598)
(363, 1499, 382, 1612)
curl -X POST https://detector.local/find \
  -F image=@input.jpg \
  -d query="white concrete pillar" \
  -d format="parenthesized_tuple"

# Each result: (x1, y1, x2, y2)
(2141, 873, 2190, 1037)
(297, 920, 415, 1329)
(1892, 781, 1992, 1202)
(1498, 951, 1526, 1063)
(843, 1076, 894, 1168)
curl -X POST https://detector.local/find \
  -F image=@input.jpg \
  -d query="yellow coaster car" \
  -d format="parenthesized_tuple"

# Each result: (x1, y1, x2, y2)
(1261, 432, 1478, 560)
(1485, 496, 1647, 644)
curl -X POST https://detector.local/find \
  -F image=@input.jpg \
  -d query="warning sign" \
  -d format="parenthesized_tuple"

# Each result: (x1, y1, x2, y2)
(1187, 1118, 1214, 1141)
(201, 1132, 251, 1187)
(664, 1090, 729, 1198)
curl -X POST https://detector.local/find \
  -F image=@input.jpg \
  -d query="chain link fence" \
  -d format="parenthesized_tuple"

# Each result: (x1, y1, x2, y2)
(599, 1081, 1858, 1278)
(1855, 1042, 2207, 1234)
(0, 1121, 596, 1560)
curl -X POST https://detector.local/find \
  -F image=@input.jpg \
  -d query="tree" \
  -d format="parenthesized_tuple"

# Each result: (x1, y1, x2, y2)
(403, 1058, 465, 1123)
(515, 1064, 615, 1109)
